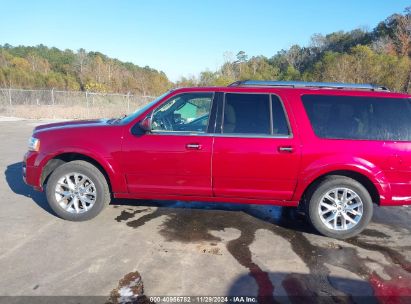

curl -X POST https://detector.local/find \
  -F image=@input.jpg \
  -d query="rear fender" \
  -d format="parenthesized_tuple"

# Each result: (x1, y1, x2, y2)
(293, 156, 391, 203)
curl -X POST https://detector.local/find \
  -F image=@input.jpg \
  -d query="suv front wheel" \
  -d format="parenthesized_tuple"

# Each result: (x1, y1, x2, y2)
(307, 176, 373, 239)
(46, 160, 111, 221)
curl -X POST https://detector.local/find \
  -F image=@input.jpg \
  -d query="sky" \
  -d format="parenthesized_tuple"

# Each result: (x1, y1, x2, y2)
(0, 0, 409, 81)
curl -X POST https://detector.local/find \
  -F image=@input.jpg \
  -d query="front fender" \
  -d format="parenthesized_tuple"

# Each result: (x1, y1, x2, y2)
(37, 147, 127, 193)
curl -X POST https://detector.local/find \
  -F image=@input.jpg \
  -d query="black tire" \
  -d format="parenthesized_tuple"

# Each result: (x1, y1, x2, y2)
(307, 175, 373, 239)
(46, 160, 111, 221)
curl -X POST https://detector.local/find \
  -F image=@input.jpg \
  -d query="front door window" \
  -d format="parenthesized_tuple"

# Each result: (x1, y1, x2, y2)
(152, 93, 213, 133)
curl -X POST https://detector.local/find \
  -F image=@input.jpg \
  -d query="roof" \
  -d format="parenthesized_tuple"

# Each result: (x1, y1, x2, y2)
(171, 80, 411, 99)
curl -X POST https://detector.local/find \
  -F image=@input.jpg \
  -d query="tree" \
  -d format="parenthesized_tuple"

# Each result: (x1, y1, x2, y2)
(393, 8, 411, 56)
(75, 48, 88, 74)
(236, 51, 248, 63)
(235, 51, 248, 76)
(199, 71, 217, 86)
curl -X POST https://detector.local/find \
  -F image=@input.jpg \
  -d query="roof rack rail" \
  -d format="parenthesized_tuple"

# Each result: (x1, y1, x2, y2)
(228, 80, 389, 91)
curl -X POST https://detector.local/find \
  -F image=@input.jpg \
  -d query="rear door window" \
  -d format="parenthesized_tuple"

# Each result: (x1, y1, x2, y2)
(302, 95, 411, 141)
(272, 95, 290, 136)
(222, 93, 290, 136)
(223, 93, 271, 134)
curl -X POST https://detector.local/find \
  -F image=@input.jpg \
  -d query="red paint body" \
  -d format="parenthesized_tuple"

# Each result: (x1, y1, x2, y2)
(23, 86, 411, 207)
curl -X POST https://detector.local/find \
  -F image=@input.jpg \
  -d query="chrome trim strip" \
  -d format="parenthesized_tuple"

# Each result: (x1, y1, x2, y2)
(213, 133, 292, 139)
(148, 131, 292, 139)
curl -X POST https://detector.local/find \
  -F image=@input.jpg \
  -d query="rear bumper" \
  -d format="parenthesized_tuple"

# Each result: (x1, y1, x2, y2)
(23, 151, 43, 191)
(384, 182, 411, 206)
(377, 181, 411, 206)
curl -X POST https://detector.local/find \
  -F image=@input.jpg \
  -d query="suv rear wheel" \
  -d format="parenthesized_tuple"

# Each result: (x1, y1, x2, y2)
(307, 176, 373, 239)
(46, 160, 110, 221)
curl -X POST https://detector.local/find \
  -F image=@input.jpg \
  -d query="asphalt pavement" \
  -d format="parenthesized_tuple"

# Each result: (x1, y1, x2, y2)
(0, 119, 410, 303)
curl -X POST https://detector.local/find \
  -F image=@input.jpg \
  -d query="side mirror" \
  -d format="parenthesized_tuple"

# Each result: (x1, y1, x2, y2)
(139, 116, 152, 132)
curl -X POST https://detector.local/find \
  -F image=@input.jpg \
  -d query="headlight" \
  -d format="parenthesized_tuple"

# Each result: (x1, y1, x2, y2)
(28, 136, 40, 152)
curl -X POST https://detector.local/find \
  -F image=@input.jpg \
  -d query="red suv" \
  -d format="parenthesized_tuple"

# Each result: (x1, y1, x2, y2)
(23, 81, 411, 239)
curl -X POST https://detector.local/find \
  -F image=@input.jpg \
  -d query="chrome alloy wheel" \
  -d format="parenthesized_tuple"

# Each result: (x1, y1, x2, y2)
(318, 187, 363, 231)
(54, 173, 97, 214)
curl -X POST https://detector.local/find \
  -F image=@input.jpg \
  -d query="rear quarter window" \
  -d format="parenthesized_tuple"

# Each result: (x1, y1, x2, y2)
(302, 95, 411, 141)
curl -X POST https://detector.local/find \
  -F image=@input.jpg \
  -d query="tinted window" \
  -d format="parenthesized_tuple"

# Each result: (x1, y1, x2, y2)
(302, 95, 411, 141)
(272, 95, 290, 135)
(223, 93, 271, 134)
(152, 93, 213, 132)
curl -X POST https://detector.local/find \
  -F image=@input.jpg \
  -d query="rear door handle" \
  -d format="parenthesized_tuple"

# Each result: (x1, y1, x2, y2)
(186, 143, 202, 150)
(278, 146, 294, 153)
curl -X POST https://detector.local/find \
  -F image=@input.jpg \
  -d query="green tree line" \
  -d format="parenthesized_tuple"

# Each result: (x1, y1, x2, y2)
(0, 44, 172, 95)
(177, 7, 411, 93)
(1, 7, 410, 94)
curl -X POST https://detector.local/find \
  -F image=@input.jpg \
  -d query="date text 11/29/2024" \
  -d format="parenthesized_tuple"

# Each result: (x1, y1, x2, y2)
(148, 296, 257, 303)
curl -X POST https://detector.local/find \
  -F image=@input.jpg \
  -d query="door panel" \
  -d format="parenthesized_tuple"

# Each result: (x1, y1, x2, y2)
(122, 134, 213, 196)
(121, 92, 215, 196)
(212, 137, 300, 200)
(212, 92, 300, 200)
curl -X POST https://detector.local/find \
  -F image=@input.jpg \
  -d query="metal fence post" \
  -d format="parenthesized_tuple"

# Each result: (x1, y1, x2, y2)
(8, 88, 12, 106)
(51, 88, 55, 119)
(85, 91, 89, 118)
(127, 91, 130, 112)
(51, 88, 55, 106)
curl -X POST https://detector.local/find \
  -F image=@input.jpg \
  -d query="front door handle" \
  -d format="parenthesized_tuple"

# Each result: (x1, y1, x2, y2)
(278, 146, 293, 153)
(186, 143, 202, 150)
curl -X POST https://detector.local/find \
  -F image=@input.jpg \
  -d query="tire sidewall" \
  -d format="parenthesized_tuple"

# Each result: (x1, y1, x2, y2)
(46, 162, 107, 221)
(308, 177, 373, 239)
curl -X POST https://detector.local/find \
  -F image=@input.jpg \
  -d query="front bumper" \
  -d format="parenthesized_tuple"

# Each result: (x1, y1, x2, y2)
(23, 151, 43, 191)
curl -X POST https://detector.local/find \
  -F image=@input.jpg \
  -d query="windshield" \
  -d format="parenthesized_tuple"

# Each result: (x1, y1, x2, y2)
(119, 91, 171, 124)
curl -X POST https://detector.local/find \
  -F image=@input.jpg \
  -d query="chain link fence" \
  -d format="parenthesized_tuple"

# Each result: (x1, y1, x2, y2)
(0, 88, 156, 119)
